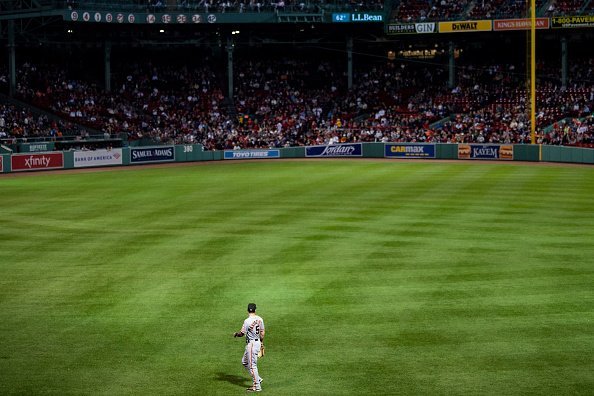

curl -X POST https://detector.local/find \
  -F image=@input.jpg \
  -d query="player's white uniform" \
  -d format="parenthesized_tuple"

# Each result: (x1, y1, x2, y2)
(240, 315, 265, 390)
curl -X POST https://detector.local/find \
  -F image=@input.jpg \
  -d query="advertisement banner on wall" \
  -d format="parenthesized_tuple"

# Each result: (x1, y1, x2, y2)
(385, 144, 436, 158)
(224, 150, 280, 160)
(19, 142, 56, 153)
(439, 20, 492, 33)
(332, 12, 384, 23)
(0, 156, 3, 172)
(458, 144, 513, 160)
(11, 152, 64, 172)
(130, 146, 175, 163)
(552, 15, 594, 28)
(386, 22, 436, 34)
(493, 18, 550, 31)
(305, 143, 363, 157)
(74, 149, 123, 168)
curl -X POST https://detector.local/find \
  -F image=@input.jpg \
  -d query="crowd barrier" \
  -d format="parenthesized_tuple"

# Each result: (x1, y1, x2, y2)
(0, 143, 592, 173)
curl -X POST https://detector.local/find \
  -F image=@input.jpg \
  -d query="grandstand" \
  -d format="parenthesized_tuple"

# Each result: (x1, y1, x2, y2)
(0, 0, 593, 150)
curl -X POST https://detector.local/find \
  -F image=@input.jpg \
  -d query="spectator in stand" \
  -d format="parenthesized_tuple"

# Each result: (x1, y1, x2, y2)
(7, 52, 594, 149)
(0, 103, 75, 141)
(545, 0, 586, 16)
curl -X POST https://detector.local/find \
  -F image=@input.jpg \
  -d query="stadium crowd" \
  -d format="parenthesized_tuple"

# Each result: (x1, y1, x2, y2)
(13, 60, 227, 146)
(72, 0, 384, 13)
(391, 0, 589, 21)
(0, 103, 76, 142)
(2, 51, 593, 149)
(68, 0, 590, 18)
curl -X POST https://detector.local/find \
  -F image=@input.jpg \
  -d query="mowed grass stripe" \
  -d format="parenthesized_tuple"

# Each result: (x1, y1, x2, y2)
(0, 161, 593, 395)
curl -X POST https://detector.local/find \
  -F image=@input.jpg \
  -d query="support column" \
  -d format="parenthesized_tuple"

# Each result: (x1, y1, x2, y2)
(347, 36, 353, 90)
(448, 41, 455, 89)
(104, 41, 112, 92)
(561, 37, 568, 89)
(8, 20, 16, 97)
(226, 36, 234, 99)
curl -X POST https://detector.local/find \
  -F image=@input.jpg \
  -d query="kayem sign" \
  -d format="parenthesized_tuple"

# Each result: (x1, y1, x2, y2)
(74, 149, 123, 168)
(439, 20, 492, 33)
(458, 144, 513, 160)
(493, 18, 550, 31)
(11, 153, 64, 172)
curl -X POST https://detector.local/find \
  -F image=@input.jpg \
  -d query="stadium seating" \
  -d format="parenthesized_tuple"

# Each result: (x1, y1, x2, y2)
(544, 0, 587, 15)
(2, 45, 593, 148)
(0, 102, 77, 142)
(390, 0, 592, 21)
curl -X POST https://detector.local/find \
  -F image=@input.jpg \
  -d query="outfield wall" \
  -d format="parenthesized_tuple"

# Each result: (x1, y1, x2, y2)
(0, 144, 592, 173)
(541, 145, 594, 164)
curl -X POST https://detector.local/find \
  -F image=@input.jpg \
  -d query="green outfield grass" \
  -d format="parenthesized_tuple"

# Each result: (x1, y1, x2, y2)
(1, 160, 593, 395)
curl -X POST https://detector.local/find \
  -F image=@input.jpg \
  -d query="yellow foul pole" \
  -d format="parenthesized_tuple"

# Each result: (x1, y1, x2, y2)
(530, 0, 536, 144)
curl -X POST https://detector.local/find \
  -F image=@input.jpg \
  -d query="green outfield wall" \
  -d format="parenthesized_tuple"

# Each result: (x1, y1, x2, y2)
(280, 147, 305, 158)
(542, 145, 594, 164)
(437, 144, 459, 159)
(513, 144, 540, 162)
(1, 144, 592, 173)
(362, 143, 384, 158)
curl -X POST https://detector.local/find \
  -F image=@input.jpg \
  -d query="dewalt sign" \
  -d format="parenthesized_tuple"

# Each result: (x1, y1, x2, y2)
(439, 20, 492, 33)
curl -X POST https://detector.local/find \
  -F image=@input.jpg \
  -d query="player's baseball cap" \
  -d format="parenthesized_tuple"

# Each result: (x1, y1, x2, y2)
(247, 303, 257, 313)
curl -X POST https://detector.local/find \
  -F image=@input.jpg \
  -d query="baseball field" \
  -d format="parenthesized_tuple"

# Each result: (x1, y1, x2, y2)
(1, 160, 593, 395)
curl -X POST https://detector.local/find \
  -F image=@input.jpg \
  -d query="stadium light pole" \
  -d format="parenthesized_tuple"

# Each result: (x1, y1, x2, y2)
(347, 36, 353, 90)
(104, 41, 112, 93)
(448, 41, 455, 89)
(8, 20, 16, 97)
(561, 36, 568, 88)
(226, 36, 234, 99)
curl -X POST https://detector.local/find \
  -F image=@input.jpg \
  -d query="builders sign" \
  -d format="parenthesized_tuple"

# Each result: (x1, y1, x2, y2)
(11, 153, 64, 172)
(387, 22, 436, 34)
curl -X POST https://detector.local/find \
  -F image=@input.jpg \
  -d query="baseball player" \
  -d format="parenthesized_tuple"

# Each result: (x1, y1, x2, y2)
(233, 303, 265, 393)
